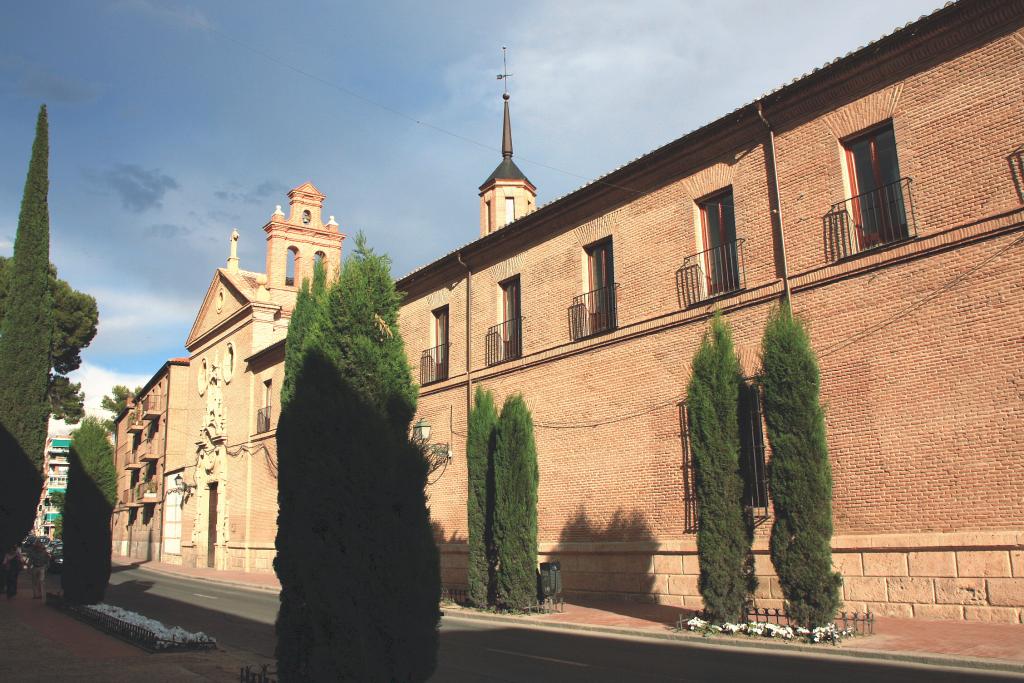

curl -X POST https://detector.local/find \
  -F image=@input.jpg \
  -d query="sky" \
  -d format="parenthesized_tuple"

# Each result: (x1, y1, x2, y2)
(0, 0, 943, 428)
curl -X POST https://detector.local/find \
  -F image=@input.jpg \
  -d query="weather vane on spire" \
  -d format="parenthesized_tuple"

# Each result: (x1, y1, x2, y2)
(496, 46, 512, 99)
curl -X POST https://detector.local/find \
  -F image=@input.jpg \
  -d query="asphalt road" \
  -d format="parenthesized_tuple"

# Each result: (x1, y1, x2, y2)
(55, 566, 1021, 682)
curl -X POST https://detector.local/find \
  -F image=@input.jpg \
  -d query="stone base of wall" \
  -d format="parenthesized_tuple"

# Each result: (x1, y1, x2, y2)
(442, 532, 1024, 622)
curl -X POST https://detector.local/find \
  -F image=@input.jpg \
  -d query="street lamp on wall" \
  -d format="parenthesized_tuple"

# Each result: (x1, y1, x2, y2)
(173, 473, 194, 500)
(412, 418, 452, 484)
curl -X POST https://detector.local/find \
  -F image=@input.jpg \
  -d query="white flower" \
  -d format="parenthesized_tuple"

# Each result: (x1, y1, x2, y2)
(84, 603, 215, 646)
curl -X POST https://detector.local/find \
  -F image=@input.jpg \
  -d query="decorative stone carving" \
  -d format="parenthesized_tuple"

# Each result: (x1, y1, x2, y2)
(191, 350, 230, 560)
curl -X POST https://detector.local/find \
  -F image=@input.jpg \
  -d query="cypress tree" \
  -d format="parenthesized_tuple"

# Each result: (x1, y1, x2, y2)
(62, 417, 116, 604)
(761, 304, 842, 627)
(493, 394, 539, 611)
(275, 264, 330, 680)
(466, 386, 498, 607)
(275, 234, 439, 682)
(0, 105, 54, 471)
(0, 106, 52, 551)
(686, 313, 755, 622)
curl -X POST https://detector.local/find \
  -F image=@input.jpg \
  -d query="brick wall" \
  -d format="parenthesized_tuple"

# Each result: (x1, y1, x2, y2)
(399, 13, 1024, 621)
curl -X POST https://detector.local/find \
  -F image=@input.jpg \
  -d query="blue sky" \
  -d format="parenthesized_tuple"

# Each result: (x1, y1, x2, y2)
(1, 0, 941, 423)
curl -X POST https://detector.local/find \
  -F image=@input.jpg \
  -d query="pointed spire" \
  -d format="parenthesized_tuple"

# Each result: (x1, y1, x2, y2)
(502, 93, 513, 159)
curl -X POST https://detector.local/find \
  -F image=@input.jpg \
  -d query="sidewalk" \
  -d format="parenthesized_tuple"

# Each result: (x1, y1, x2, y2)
(0, 573, 249, 682)
(118, 556, 1024, 674)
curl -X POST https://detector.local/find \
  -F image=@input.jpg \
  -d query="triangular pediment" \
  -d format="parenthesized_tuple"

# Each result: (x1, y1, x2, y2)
(291, 181, 323, 197)
(185, 269, 257, 350)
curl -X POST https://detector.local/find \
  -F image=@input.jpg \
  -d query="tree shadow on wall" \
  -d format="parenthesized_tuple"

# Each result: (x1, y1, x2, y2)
(430, 520, 465, 545)
(553, 507, 681, 625)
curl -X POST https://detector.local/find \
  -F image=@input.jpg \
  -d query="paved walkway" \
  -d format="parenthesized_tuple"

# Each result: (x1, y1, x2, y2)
(0, 573, 252, 682)
(115, 556, 1024, 673)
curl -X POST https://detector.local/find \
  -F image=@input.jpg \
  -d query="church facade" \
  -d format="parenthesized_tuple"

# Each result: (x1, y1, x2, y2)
(113, 0, 1024, 621)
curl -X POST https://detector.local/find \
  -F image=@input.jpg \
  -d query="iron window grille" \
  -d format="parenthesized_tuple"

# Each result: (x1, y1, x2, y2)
(485, 317, 523, 366)
(677, 238, 746, 307)
(568, 283, 618, 340)
(739, 381, 769, 522)
(420, 343, 450, 385)
(256, 406, 272, 434)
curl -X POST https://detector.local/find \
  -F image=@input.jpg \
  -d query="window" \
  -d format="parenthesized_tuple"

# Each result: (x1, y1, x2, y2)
(698, 188, 741, 297)
(285, 246, 298, 287)
(257, 379, 272, 433)
(842, 122, 908, 249)
(314, 251, 326, 269)
(421, 306, 449, 384)
(488, 277, 522, 365)
(505, 197, 515, 225)
(739, 382, 768, 515)
(571, 239, 617, 339)
(485, 200, 492, 233)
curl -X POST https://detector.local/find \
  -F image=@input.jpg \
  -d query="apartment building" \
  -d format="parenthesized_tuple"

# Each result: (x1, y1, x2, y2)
(33, 436, 71, 538)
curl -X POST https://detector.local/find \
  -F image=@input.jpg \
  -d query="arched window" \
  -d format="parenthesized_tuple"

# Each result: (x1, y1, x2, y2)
(314, 251, 326, 270)
(285, 246, 298, 286)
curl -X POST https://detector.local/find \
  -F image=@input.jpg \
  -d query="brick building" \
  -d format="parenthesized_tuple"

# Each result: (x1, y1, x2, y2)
(112, 0, 1023, 621)
(397, 0, 1024, 621)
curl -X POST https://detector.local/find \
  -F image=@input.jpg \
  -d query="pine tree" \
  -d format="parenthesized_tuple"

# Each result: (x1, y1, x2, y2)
(686, 313, 755, 622)
(493, 394, 539, 611)
(275, 234, 439, 682)
(466, 386, 498, 607)
(761, 304, 842, 627)
(0, 106, 52, 550)
(62, 417, 116, 604)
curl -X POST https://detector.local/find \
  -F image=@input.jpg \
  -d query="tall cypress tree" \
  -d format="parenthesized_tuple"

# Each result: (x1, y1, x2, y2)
(686, 313, 755, 622)
(62, 417, 116, 604)
(275, 264, 330, 679)
(493, 394, 539, 611)
(761, 304, 842, 627)
(466, 386, 498, 607)
(275, 234, 439, 682)
(0, 106, 52, 550)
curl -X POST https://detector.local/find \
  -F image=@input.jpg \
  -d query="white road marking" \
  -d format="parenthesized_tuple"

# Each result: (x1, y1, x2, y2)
(193, 593, 219, 600)
(486, 648, 589, 667)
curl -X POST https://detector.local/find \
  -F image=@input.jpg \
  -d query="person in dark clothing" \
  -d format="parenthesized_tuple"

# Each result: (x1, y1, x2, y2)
(3, 546, 24, 599)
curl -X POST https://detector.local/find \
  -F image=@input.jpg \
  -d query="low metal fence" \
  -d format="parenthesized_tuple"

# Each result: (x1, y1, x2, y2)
(50, 594, 216, 652)
(240, 664, 277, 683)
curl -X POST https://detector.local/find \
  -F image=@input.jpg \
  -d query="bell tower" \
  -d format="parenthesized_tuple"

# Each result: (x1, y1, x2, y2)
(479, 74, 536, 237)
(263, 182, 344, 290)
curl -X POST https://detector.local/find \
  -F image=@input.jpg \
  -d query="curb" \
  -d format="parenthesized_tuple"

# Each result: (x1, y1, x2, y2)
(113, 561, 281, 595)
(441, 607, 1024, 676)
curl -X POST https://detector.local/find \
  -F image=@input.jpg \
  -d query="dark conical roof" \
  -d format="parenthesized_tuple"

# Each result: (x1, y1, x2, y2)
(479, 93, 533, 190)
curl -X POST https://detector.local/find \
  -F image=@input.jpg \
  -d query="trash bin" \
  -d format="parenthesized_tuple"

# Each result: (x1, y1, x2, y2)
(539, 561, 562, 599)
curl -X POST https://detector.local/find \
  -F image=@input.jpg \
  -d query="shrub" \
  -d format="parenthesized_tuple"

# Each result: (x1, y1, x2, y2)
(761, 304, 842, 627)
(493, 394, 539, 611)
(466, 387, 498, 607)
(686, 313, 756, 622)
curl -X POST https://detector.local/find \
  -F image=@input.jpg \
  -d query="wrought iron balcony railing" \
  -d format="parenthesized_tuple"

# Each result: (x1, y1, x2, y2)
(134, 478, 160, 503)
(824, 177, 916, 262)
(485, 317, 523, 366)
(256, 405, 272, 434)
(420, 343, 450, 385)
(677, 238, 746, 307)
(568, 284, 618, 341)
(142, 393, 164, 419)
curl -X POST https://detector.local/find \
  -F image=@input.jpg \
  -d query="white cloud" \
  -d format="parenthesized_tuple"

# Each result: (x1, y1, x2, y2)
(89, 288, 196, 355)
(48, 361, 151, 437)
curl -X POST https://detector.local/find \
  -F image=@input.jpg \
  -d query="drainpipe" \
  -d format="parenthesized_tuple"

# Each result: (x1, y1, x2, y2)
(756, 102, 792, 307)
(456, 252, 472, 419)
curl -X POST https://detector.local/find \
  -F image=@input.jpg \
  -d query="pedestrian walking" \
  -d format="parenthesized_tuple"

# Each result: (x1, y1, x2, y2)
(3, 546, 24, 599)
(27, 539, 49, 600)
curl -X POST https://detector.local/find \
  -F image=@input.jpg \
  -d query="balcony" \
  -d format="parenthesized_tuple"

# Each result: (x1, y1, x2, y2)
(123, 456, 143, 471)
(135, 479, 161, 504)
(142, 394, 164, 419)
(420, 344, 450, 385)
(139, 449, 161, 463)
(256, 405, 272, 434)
(824, 177, 916, 262)
(122, 488, 143, 508)
(677, 238, 746, 307)
(485, 317, 523, 366)
(568, 284, 618, 341)
(126, 405, 145, 434)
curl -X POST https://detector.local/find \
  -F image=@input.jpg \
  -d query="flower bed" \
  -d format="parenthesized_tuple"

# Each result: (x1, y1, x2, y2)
(683, 616, 856, 645)
(49, 595, 216, 652)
